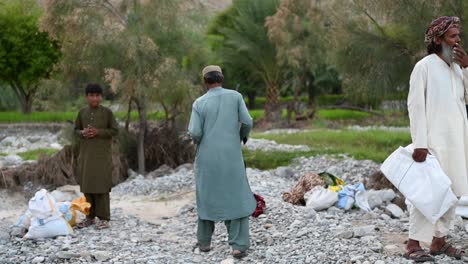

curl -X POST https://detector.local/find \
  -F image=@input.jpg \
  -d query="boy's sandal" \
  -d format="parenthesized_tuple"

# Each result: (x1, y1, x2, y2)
(96, 220, 110, 230)
(233, 250, 247, 259)
(75, 218, 95, 229)
(403, 248, 434, 262)
(430, 243, 465, 259)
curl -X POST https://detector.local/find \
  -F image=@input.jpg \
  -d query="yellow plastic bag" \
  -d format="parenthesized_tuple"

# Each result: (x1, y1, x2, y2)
(328, 185, 343, 192)
(71, 196, 91, 216)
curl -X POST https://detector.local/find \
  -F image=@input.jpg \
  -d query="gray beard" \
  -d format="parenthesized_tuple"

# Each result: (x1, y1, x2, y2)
(441, 41, 453, 64)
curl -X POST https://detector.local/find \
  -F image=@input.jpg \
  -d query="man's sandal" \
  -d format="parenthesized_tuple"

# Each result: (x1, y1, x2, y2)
(430, 243, 465, 260)
(193, 243, 211, 252)
(403, 248, 434, 262)
(75, 218, 95, 229)
(233, 250, 247, 259)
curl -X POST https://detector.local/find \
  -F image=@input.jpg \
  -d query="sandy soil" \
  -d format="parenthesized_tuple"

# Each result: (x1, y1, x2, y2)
(112, 191, 195, 225)
(0, 186, 195, 231)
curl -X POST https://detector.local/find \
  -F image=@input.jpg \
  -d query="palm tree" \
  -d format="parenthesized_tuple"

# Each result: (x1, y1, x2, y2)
(219, 0, 282, 122)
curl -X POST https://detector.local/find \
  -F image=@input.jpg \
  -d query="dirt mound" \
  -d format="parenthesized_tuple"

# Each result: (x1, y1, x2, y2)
(1, 143, 128, 190)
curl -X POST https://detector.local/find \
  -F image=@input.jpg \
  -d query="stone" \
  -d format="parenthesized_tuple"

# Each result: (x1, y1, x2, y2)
(3, 155, 23, 166)
(380, 189, 396, 202)
(353, 225, 375, 238)
(32, 257, 45, 263)
(220, 258, 235, 264)
(264, 223, 273, 229)
(385, 204, 404, 218)
(374, 261, 385, 264)
(0, 231, 10, 241)
(93, 251, 111, 261)
(383, 245, 400, 255)
(274, 166, 295, 178)
(56, 251, 80, 259)
(380, 214, 391, 221)
(50, 143, 62, 149)
(367, 191, 384, 209)
(337, 230, 354, 239)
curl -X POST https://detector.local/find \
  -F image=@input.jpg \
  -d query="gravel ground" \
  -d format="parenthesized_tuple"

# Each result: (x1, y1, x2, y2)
(2, 154, 468, 264)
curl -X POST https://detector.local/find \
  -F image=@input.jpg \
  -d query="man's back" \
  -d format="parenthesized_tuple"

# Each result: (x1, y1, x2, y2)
(189, 87, 252, 148)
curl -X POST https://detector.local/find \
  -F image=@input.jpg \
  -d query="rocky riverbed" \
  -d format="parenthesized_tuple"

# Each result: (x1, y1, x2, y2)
(1, 154, 468, 264)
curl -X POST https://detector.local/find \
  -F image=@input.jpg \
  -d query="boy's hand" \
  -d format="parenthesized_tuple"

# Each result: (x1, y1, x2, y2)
(86, 127, 98, 138)
(81, 127, 97, 138)
(81, 129, 90, 138)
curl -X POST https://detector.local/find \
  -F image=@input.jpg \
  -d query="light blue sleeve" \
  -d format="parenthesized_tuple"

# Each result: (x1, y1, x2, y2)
(188, 101, 203, 144)
(238, 93, 253, 141)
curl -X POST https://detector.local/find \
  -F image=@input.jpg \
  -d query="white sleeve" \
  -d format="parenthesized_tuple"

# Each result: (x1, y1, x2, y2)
(462, 68, 468, 104)
(407, 62, 428, 149)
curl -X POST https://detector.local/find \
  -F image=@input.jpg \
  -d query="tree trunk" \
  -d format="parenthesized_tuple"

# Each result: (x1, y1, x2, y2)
(307, 74, 317, 111)
(134, 96, 147, 174)
(247, 92, 256, 109)
(21, 94, 33, 114)
(125, 98, 133, 131)
(264, 82, 281, 122)
(9, 83, 34, 114)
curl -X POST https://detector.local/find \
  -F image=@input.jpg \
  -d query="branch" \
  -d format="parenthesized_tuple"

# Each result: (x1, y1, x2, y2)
(352, 0, 387, 38)
(101, 0, 127, 26)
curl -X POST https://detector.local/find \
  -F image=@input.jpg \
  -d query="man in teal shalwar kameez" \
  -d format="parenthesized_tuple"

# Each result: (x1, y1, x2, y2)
(188, 65, 256, 259)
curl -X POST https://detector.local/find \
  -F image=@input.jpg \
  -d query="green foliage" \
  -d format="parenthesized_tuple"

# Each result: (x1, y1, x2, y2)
(316, 94, 346, 106)
(17, 148, 58, 161)
(316, 109, 370, 120)
(251, 128, 411, 164)
(0, 85, 19, 111)
(0, 0, 61, 113)
(245, 96, 309, 109)
(209, 0, 282, 120)
(243, 149, 314, 170)
(329, 0, 468, 106)
(0, 111, 165, 123)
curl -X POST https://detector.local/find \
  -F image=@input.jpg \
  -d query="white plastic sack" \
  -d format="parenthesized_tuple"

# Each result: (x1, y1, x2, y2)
(24, 217, 73, 239)
(28, 189, 61, 220)
(14, 210, 32, 229)
(381, 146, 458, 224)
(306, 186, 338, 211)
(337, 183, 371, 212)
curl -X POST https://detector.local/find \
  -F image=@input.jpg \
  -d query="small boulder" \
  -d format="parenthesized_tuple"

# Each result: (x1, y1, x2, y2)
(385, 203, 404, 218)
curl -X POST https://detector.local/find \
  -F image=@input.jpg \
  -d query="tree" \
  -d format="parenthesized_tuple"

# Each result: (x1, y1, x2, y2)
(209, 0, 283, 122)
(328, 0, 468, 107)
(266, 0, 339, 116)
(0, 0, 60, 113)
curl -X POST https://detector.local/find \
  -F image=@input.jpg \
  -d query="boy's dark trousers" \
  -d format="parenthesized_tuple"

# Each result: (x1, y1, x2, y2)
(84, 193, 110, 220)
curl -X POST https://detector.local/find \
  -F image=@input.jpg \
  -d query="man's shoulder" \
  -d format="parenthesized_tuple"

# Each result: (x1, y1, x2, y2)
(415, 54, 437, 68)
(220, 88, 242, 100)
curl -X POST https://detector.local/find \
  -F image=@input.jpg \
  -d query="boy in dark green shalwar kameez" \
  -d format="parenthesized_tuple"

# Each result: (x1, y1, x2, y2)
(74, 84, 118, 229)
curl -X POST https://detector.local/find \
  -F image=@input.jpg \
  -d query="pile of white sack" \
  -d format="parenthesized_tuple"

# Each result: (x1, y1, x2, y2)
(305, 183, 372, 212)
(13, 189, 89, 239)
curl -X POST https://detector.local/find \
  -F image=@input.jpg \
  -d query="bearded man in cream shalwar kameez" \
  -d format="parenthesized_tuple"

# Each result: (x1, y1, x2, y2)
(188, 65, 256, 259)
(405, 16, 468, 262)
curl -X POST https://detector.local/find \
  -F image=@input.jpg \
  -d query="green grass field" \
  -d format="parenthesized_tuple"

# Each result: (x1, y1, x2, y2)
(243, 129, 411, 169)
(0, 111, 166, 123)
(0, 109, 406, 126)
(17, 148, 59, 160)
